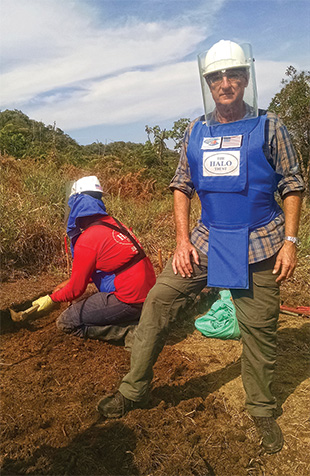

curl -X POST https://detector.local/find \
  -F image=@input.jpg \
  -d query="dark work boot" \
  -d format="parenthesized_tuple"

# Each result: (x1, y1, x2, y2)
(86, 323, 138, 347)
(253, 416, 284, 454)
(97, 391, 147, 419)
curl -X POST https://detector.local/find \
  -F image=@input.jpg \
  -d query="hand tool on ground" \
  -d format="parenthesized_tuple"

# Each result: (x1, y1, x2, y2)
(9, 304, 39, 322)
(280, 305, 310, 318)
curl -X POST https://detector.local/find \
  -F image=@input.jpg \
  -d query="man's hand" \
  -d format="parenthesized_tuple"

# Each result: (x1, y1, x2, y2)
(172, 190, 199, 277)
(274, 191, 302, 284)
(32, 295, 55, 312)
(273, 241, 297, 283)
(172, 240, 200, 278)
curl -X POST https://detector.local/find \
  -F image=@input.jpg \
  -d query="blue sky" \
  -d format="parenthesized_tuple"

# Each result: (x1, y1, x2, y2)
(1, 0, 309, 145)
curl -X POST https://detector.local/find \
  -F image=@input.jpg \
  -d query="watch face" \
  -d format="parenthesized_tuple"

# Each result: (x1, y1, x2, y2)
(286, 236, 298, 244)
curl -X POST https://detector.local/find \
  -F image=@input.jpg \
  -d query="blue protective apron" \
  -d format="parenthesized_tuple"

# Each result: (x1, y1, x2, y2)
(187, 115, 282, 289)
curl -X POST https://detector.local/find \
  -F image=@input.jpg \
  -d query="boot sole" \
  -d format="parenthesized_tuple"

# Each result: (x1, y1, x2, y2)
(263, 435, 284, 454)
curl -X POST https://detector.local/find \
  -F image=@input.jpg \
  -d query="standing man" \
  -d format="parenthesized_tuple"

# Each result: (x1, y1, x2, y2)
(32, 176, 156, 345)
(97, 41, 304, 454)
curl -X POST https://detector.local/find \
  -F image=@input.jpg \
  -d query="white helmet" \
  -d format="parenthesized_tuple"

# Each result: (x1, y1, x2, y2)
(70, 176, 103, 197)
(202, 40, 249, 77)
(197, 40, 257, 124)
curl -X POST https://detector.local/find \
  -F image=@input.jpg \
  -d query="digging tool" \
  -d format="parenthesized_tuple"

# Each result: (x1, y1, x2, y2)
(280, 305, 310, 318)
(9, 304, 39, 322)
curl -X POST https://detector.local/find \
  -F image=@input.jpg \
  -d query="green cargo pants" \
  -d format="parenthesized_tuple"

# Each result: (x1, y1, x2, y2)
(119, 248, 280, 417)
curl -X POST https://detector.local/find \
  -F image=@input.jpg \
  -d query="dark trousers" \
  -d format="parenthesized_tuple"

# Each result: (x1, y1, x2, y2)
(119, 250, 280, 417)
(56, 293, 142, 346)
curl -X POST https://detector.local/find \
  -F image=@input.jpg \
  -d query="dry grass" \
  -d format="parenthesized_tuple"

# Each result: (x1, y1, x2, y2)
(1, 155, 309, 295)
(0, 156, 175, 280)
(0, 158, 66, 279)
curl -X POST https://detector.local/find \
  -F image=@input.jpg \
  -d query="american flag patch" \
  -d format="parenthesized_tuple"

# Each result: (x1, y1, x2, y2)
(222, 135, 243, 148)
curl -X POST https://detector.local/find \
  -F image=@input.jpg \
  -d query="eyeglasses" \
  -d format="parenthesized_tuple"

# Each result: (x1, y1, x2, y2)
(205, 68, 248, 86)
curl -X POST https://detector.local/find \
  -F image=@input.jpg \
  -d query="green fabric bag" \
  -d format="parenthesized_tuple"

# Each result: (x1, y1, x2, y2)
(195, 290, 241, 340)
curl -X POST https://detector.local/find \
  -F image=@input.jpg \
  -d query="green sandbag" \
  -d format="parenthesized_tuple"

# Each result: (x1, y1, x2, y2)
(195, 290, 241, 340)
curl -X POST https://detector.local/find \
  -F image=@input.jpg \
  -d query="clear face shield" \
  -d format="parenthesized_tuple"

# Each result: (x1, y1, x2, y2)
(198, 42, 258, 125)
(64, 181, 75, 228)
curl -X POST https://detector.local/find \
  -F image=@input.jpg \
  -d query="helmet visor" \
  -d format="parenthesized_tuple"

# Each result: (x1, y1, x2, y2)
(64, 180, 75, 227)
(198, 43, 258, 125)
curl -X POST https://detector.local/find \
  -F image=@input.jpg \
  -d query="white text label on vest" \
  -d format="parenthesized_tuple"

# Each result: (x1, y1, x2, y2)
(203, 152, 240, 176)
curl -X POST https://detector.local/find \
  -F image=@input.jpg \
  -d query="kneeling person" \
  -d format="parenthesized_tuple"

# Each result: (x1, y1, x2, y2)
(33, 176, 156, 344)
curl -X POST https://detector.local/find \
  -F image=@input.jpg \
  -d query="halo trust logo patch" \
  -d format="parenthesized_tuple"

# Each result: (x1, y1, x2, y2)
(203, 151, 240, 176)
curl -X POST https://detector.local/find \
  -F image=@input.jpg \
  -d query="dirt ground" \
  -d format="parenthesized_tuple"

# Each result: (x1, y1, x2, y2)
(0, 270, 309, 476)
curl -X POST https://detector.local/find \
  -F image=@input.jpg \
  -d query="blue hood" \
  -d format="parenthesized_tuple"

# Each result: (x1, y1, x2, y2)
(67, 194, 108, 245)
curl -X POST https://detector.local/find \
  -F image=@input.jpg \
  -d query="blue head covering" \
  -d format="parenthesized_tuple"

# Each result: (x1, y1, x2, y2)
(67, 193, 108, 247)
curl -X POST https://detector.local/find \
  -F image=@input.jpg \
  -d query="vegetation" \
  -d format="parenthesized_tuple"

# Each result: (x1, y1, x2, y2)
(145, 118, 190, 158)
(0, 68, 309, 281)
(269, 66, 310, 188)
(0, 112, 193, 280)
(0, 109, 81, 163)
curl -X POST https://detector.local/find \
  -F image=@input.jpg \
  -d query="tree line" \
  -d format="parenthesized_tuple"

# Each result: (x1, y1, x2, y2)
(1, 67, 309, 187)
(0, 110, 188, 165)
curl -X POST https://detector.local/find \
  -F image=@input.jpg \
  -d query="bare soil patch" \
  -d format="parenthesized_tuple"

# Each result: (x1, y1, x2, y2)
(0, 273, 309, 476)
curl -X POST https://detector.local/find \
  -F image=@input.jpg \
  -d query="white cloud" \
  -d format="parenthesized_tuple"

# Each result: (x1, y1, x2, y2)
(2, 0, 299, 140)
(0, 0, 206, 108)
(22, 61, 202, 128)
(22, 58, 294, 132)
(0, 0, 91, 68)
(0, 0, 229, 137)
(255, 60, 289, 108)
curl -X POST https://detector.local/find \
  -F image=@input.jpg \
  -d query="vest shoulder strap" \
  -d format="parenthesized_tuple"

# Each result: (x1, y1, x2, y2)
(88, 218, 146, 275)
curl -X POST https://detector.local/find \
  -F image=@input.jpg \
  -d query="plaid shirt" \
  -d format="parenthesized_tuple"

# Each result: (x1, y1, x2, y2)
(169, 111, 305, 264)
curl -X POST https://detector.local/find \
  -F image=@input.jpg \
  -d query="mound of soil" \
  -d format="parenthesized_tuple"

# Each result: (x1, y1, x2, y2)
(0, 273, 309, 476)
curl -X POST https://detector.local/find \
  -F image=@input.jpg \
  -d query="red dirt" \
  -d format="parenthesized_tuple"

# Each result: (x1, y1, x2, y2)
(0, 273, 309, 476)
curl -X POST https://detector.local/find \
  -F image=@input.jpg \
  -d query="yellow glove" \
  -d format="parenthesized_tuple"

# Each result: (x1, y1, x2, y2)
(32, 295, 54, 313)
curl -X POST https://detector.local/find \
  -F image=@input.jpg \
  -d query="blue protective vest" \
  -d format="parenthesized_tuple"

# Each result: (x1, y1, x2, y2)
(187, 115, 282, 289)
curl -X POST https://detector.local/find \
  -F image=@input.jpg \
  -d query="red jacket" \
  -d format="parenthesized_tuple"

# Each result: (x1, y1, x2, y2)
(51, 216, 156, 304)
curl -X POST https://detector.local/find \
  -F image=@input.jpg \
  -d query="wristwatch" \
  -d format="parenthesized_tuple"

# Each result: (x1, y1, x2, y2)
(284, 236, 299, 245)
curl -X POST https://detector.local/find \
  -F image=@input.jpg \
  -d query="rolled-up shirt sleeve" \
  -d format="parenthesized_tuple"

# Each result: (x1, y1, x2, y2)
(267, 113, 305, 197)
(169, 118, 202, 198)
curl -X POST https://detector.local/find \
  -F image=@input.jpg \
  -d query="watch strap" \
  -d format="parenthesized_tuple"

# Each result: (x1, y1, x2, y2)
(284, 236, 299, 245)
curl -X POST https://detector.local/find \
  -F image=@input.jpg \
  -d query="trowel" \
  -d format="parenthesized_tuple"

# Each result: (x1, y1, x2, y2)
(9, 304, 39, 322)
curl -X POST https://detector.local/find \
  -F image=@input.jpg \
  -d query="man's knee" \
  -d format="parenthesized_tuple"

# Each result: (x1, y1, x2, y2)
(56, 307, 84, 336)
(145, 279, 190, 312)
(56, 312, 73, 333)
